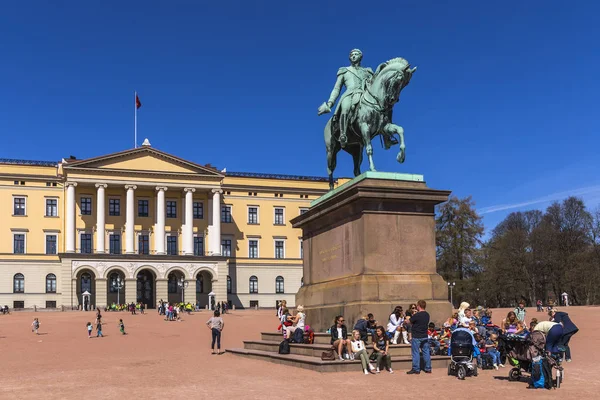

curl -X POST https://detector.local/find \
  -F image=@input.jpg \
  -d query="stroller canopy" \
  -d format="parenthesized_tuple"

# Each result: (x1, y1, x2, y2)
(451, 328, 476, 346)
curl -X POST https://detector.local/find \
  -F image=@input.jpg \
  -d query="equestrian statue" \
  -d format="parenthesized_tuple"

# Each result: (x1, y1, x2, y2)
(318, 49, 416, 190)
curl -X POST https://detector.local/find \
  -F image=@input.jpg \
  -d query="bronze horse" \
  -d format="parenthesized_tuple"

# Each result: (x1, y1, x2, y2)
(324, 57, 416, 190)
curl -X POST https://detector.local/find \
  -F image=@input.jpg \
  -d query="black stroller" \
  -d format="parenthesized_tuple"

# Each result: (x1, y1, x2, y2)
(499, 331, 564, 388)
(447, 329, 478, 380)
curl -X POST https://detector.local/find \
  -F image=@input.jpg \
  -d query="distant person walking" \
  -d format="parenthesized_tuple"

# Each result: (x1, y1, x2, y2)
(119, 319, 127, 335)
(207, 310, 224, 355)
(86, 322, 93, 338)
(562, 292, 569, 307)
(31, 318, 40, 335)
(407, 300, 431, 375)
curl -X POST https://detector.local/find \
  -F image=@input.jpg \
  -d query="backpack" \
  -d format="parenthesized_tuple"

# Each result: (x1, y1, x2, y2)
(278, 339, 290, 354)
(530, 357, 552, 389)
(292, 327, 304, 343)
(305, 329, 315, 344)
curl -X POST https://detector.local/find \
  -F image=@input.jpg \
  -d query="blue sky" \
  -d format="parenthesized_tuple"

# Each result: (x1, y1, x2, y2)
(1, 1, 598, 232)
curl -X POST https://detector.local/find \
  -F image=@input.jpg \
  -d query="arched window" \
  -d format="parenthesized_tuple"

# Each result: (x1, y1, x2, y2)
(196, 274, 204, 293)
(227, 276, 232, 294)
(46, 273, 57, 293)
(249, 275, 258, 294)
(13, 273, 24, 293)
(275, 276, 284, 294)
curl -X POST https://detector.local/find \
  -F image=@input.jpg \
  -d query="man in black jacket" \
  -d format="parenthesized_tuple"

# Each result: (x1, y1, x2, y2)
(331, 315, 352, 361)
(407, 300, 432, 374)
(550, 309, 578, 362)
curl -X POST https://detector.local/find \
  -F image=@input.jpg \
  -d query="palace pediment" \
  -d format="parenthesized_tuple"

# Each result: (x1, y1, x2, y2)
(62, 146, 224, 178)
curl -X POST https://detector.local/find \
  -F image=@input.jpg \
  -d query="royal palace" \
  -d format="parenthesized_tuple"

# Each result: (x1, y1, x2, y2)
(0, 141, 342, 311)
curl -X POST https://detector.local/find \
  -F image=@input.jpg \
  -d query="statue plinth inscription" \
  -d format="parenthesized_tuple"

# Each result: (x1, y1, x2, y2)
(291, 172, 453, 332)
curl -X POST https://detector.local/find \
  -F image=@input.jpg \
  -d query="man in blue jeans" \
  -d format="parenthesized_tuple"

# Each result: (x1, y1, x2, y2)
(407, 300, 431, 374)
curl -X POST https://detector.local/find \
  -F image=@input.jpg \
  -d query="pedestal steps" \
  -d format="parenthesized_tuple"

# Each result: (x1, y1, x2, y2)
(227, 332, 451, 373)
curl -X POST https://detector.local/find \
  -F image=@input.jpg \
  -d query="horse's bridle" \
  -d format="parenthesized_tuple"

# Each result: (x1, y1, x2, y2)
(361, 70, 403, 113)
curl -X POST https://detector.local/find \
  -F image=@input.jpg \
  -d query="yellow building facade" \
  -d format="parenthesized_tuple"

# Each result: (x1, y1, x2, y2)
(0, 143, 337, 310)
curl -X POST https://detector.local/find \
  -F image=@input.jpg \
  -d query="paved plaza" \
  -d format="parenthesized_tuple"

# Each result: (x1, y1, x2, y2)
(0, 307, 597, 399)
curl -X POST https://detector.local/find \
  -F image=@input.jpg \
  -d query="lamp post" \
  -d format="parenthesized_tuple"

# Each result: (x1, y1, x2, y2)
(178, 277, 189, 303)
(112, 275, 124, 305)
(448, 281, 456, 308)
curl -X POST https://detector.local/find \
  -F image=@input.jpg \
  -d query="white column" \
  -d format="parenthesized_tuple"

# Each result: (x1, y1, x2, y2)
(125, 185, 137, 254)
(210, 189, 222, 255)
(155, 187, 167, 255)
(184, 188, 195, 255)
(95, 183, 107, 253)
(66, 182, 77, 253)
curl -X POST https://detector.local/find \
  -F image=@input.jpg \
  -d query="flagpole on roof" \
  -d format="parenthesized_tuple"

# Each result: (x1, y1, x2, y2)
(134, 91, 138, 148)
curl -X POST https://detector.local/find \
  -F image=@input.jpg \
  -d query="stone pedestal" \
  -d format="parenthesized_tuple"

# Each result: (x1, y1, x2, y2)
(290, 172, 452, 332)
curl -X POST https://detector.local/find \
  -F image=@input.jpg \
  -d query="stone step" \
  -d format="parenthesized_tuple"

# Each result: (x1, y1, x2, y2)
(262, 331, 387, 345)
(245, 340, 413, 358)
(227, 348, 451, 373)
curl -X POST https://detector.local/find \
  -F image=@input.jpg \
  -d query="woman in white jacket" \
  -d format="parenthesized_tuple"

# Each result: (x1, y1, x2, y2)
(386, 306, 403, 344)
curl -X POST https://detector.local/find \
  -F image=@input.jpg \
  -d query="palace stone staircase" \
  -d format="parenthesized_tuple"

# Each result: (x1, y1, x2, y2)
(227, 332, 451, 372)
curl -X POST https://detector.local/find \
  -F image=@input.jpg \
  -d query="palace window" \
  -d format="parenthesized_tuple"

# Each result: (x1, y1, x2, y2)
(194, 236, 204, 256)
(13, 234, 25, 254)
(80, 197, 92, 215)
(167, 235, 178, 255)
(109, 199, 120, 216)
(275, 276, 284, 294)
(221, 239, 232, 256)
(46, 235, 57, 255)
(249, 275, 258, 294)
(13, 197, 26, 216)
(248, 207, 258, 224)
(275, 240, 285, 259)
(80, 233, 92, 254)
(166, 201, 177, 218)
(249, 239, 259, 258)
(227, 276, 232, 294)
(46, 198, 58, 217)
(138, 234, 150, 255)
(13, 273, 24, 293)
(46, 274, 57, 293)
(300, 208, 308, 215)
(196, 274, 204, 293)
(138, 200, 149, 217)
(81, 273, 92, 292)
(274, 207, 285, 225)
(109, 234, 121, 255)
(221, 205, 232, 223)
(193, 202, 203, 219)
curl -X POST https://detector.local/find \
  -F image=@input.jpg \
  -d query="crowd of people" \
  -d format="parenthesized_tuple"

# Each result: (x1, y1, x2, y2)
(276, 299, 579, 376)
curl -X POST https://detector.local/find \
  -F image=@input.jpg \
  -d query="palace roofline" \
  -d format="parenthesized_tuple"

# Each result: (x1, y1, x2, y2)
(0, 158, 334, 182)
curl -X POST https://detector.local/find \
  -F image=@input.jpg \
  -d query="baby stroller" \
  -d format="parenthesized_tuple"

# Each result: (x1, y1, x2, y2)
(447, 329, 478, 380)
(499, 331, 563, 388)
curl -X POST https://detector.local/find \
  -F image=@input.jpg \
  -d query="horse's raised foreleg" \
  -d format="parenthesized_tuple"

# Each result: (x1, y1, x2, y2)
(359, 122, 376, 171)
(384, 123, 406, 163)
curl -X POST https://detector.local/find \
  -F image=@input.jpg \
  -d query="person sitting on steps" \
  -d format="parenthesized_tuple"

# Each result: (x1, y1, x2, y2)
(330, 315, 352, 360)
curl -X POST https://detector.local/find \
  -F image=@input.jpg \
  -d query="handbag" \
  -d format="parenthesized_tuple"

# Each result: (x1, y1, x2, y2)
(321, 347, 336, 361)
(369, 351, 378, 361)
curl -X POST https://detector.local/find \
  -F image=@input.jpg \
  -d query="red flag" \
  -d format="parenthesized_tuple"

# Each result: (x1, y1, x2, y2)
(136, 94, 142, 109)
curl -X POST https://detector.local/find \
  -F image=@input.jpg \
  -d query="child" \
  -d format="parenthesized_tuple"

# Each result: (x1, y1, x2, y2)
(427, 322, 441, 355)
(119, 319, 127, 335)
(96, 319, 103, 338)
(86, 322, 93, 338)
(350, 329, 375, 375)
(485, 333, 504, 369)
(514, 301, 526, 323)
(31, 318, 40, 335)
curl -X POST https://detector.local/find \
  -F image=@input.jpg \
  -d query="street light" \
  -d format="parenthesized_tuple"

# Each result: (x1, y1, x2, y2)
(177, 277, 189, 303)
(112, 275, 124, 305)
(447, 281, 456, 308)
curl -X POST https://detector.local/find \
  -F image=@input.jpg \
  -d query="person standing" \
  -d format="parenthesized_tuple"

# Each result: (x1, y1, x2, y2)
(562, 292, 569, 307)
(550, 309, 578, 362)
(31, 318, 40, 335)
(514, 301, 526, 323)
(407, 300, 431, 374)
(207, 310, 224, 355)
